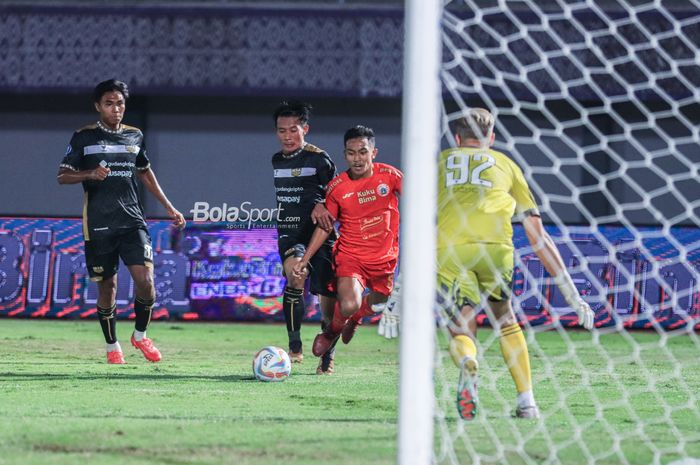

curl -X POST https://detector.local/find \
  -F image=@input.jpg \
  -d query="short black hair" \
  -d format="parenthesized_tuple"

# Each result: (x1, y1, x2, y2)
(273, 100, 312, 126)
(93, 79, 129, 103)
(343, 125, 375, 146)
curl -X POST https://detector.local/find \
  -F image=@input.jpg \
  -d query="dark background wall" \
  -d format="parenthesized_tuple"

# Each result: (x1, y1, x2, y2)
(1, 1, 698, 227)
(0, 94, 403, 218)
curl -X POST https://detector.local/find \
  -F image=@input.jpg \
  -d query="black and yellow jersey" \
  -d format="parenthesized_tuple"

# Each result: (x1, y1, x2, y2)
(272, 143, 337, 244)
(60, 122, 150, 240)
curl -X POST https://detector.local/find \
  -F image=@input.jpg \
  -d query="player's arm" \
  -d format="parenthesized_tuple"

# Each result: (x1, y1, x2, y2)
(137, 168, 186, 229)
(57, 166, 109, 184)
(510, 159, 593, 329)
(393, 167, 403, 195)
(293, 188, 338, 277)
(522, 214, 594, 330)
(291, 226, 331, 279)
(311, 203, 333, 232)
(310, 153, 337, 232)
(57, 134, 108, 184)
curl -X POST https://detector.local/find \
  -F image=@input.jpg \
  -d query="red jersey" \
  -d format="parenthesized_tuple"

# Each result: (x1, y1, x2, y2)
(325, 162, 402, 265)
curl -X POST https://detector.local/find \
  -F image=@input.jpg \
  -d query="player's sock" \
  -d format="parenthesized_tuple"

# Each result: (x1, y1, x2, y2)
(449, 334, 477, 368)
(134, 296, 154, 336)
(499, 323, 533, 395)
(133, 330, 146, 342)
(106, 341, 122, 352)
(517, 390, 536, 408)
(349, 295, 373, 322)
(330, 302, 347, 334)
(288, 330, 301, 353)
(97, 303, 118, 344)
(283, 287, 304, 352)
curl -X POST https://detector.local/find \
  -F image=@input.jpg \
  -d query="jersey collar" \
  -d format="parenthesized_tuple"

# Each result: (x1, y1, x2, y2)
(281, 143, 307, 159)
(97, 120, 124, 135)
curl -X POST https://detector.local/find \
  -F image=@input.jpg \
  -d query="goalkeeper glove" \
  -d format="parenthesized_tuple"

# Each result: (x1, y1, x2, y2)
(378, 274, 401, 339)
(554, 273, 594, 330)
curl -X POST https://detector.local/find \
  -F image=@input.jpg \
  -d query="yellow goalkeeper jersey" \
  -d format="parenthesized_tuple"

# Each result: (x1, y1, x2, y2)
(438, 146, 539, 249)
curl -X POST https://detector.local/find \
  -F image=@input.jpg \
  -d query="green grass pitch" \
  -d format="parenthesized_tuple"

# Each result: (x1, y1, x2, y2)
(1, 319, 699, 465)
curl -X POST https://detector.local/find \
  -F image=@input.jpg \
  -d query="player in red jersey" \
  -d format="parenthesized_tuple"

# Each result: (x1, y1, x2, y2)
(292, 125, 402, 360)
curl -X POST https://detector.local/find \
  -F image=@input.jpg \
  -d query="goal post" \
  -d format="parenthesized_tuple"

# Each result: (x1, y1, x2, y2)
(398, 0, 442, 464)
(400, 0, 700, 464)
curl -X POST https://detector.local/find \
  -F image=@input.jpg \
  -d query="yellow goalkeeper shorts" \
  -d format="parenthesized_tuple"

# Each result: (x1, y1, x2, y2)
(437, 243, 514, 312)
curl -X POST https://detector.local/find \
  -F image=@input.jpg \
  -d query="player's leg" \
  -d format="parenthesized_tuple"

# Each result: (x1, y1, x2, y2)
(121, 228, 161, 362)
(482, 244, 538, 418)
(448, 302, 478, 368)
(126, 263, 161, 362)
(341, 290, 387, 344)
(438, 245, 480, 420)
(316, 295, 338, 374)
(312, 276, 364, 357)
(96, 276, 124, 364)
(281, 244, 308, 362)
(312, 251, 366, 357)
(336, 276, 364, 317)
(342, 261, 396, 344)
(310, 244, 337, 374)
(451, 303, 480, 421)
(446, 297, 480, 421)
(488, 299, 538, 418)
(86, 238, 123, 364)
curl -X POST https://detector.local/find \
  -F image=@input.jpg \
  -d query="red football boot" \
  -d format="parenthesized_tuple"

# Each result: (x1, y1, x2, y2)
(312, 328, 339, 357)
(341, 318, 361, 344)
(130, 334, 162, 362)
(456, 356, 479, 421)
(107, 350, 126, 364)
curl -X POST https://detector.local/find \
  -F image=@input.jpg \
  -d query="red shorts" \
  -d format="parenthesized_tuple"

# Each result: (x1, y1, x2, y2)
(331, 251, 397, 296)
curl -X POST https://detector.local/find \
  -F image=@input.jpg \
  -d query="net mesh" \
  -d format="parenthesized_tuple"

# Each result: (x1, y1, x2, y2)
(433, 1, 700, 463)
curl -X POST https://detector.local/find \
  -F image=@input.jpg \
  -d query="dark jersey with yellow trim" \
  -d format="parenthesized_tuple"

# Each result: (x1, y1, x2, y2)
(60, 123, 150, 240)
(271, 143, 337, 245)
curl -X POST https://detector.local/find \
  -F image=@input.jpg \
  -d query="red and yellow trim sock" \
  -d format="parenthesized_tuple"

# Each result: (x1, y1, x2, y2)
(499, 323, 532, 394)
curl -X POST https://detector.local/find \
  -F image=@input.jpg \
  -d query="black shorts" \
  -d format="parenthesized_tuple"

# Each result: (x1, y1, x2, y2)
(278, 239, 335, 297)
(85, 227, 153, 282)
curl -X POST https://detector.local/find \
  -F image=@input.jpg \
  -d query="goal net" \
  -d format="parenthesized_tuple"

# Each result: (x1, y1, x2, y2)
(432, 1, 700, 464)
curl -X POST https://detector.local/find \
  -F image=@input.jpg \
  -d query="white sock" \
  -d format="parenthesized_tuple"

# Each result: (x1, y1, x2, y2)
(106, 341, 122, 353)
(517, 390, 535, 408)
(133, 330, 146, 341)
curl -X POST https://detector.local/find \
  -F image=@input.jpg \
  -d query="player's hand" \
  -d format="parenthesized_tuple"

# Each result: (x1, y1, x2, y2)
(311, 203, 334, 232)
(572, 297, 594, 330)
(553, 273, 594, 330)
(89, 166, 110, 181)
(378, 274, 401, 339)
(168, 207, 186, 229)
(378, 303, 399, 339)
(291, 261, 308, 279)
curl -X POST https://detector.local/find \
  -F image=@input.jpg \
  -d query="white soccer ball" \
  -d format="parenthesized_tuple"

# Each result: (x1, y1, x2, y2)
(252, 346, 292, 382)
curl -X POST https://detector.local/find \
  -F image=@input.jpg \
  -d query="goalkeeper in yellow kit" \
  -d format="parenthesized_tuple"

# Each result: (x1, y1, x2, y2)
(439, 108, 594, 420)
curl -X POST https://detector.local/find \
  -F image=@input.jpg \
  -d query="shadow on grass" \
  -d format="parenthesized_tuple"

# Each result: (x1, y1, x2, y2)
(0, 372, 256, 382)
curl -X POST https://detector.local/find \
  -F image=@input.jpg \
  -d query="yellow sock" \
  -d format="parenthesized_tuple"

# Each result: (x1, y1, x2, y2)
(449, 335, 477, 368)
(499, 323, 532, 394)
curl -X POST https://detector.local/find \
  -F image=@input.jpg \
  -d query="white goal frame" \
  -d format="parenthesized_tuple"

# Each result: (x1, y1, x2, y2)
(398, 1, 443, 464)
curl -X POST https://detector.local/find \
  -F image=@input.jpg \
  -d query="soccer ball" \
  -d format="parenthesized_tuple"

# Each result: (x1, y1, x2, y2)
(252, 346, 292, 382)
